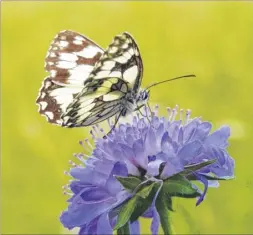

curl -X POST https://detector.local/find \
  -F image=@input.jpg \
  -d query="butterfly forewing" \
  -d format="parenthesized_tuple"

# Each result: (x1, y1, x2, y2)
(87, 32, 143, 92)
(36, 30, 104, 125)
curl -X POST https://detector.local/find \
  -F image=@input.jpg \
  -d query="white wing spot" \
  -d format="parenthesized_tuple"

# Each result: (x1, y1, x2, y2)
(49, 52, 56, 57)
(123, 51, 131, 60)
(40, 92, 46, 99)
(45, 81, 52, 88)
(114, 56, 128, 64)
(60, 35, 66, 40)
(122, 43, 128, 49)
(57, 61, 77, 69)
(123, 66, 138, 85)
(39, 101, 48, 110)
(102, 61, 116, 70)
(75, 35, 84, 41)
(75, 46, 99, 58)
(109, 47, 118, 54)
(45, 111, 54, 120)
(73, 40, 83, 45)
(51, 70, 57, 77)
(59, 53, 78, 62)
(109, 71, 122, 78)
(56, 120, 62, 125)
(48, 62, 54, 66)
(52, 47, 58, 50)
(58, 40, 69, 47)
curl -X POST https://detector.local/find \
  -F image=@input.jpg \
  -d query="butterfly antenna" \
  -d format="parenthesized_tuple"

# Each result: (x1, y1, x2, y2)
(145, 74, 196, 91)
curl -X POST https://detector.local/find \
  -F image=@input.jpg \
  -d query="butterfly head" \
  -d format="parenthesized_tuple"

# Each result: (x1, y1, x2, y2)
(136, 89, 150, 107)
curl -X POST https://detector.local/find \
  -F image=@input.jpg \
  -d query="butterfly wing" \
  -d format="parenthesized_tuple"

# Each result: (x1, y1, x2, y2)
(62, 77, 128, 127)
(61, 32, 143, 127)
(87, 32, 143, 93)
(36, 30, 104, 125)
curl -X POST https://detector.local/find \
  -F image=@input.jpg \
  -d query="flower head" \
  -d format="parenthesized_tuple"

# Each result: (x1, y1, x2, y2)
(60, 105, 235, 234)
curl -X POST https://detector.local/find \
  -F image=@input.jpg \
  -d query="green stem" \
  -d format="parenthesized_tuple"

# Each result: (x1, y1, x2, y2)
(156, 193, 175, 235)
(117, 222, 130, 235)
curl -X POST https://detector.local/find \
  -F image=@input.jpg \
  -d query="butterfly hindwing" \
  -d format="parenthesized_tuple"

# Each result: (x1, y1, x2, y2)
(36, 30, 104, 125)
(62, 77, 128, 126)
(45, 30, 104, 85)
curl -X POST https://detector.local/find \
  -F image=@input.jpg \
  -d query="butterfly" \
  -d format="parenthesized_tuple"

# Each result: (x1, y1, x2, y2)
(36, 30, 195, 130)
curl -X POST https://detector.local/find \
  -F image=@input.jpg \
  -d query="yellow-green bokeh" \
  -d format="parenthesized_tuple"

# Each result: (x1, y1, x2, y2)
(2, 1, 253, 234)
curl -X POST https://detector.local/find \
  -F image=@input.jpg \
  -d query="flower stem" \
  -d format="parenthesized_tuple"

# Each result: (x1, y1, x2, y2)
(156, 193, 175, 235)
(117, 222, 130, 235)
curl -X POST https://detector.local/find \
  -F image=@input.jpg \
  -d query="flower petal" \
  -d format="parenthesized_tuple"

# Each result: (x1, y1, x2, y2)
(192, 122, 212, 141)
(194, 173, 208, 206)
(205, 125, 230, 148)
(183, 118, 201, 143)
(133, 139, 148, 169)
(145, 127, 157, 155)
(160, 157, 183, 179)
(147, 160, 165, 177)
(80, 187, 112, 203)
(96, 213, 113, 235)
(161, 132, 176, 155)
(60, 198, 114, 228)
(177, 140, 203, 164)
(151, 208, 160, 235)
(129, 220, 140, 235)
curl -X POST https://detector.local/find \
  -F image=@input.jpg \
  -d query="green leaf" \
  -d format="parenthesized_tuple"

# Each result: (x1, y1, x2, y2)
(155, 190, 173, 235)
(136, 182, 156, 198)
(130, 183, 159, 222)
(186, 173, 233, 181)
(163, 175, 201, 198)
(114, 196, 138, 230)
(117, 222, 130, 235)
(115, 176, 142, 191)
(181, 159, 216, 176)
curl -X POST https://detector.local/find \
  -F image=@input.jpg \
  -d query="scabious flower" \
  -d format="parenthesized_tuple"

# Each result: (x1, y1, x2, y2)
(60, 105, 235, 235)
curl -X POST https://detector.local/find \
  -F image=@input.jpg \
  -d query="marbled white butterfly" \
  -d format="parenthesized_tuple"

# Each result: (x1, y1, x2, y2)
(36, 30, 195, 129)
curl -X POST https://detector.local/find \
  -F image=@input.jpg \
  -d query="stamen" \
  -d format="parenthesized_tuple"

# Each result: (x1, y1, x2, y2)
(85, 138, 93, 150)
(171, 105, 179, 121)
(62, 184, 70, 190)
(185, 109, 191, 124)
(90, 130, 96, 139)
(68, 160, 77, 167)
(64, 170, 70, 176)
(179, 109, 184, 121)
(154, 104, 159, 116)
(167, 107, 171, 119)
(63, 190, 73, 196)
(73, 153, 89, 162)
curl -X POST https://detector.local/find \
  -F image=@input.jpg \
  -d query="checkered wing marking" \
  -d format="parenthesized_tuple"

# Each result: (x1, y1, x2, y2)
(85, 32, 143, 93)
(61, 32, 143, 127)
(36, 30, 104, 125)
(62, 77, 128, 127)
(45, 30, 104, 85)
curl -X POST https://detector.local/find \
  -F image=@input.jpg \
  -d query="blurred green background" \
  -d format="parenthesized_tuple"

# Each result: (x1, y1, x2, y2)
(2, 1, 253, 234)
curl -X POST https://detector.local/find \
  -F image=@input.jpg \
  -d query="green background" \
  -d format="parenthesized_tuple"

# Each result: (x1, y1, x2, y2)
(2, 1, 253, 234)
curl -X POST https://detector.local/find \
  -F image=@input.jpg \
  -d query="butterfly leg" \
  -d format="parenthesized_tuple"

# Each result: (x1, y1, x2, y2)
(105, 109, 124, 137)
(137, 105, 152, 125)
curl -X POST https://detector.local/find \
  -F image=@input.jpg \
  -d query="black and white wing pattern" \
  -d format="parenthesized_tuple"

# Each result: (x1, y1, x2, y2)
(61, 32, 143, 127)
(36, 30, 104, 125)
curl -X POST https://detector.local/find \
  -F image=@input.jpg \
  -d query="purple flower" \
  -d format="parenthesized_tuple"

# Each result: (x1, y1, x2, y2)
(60, 105, 235, 234)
